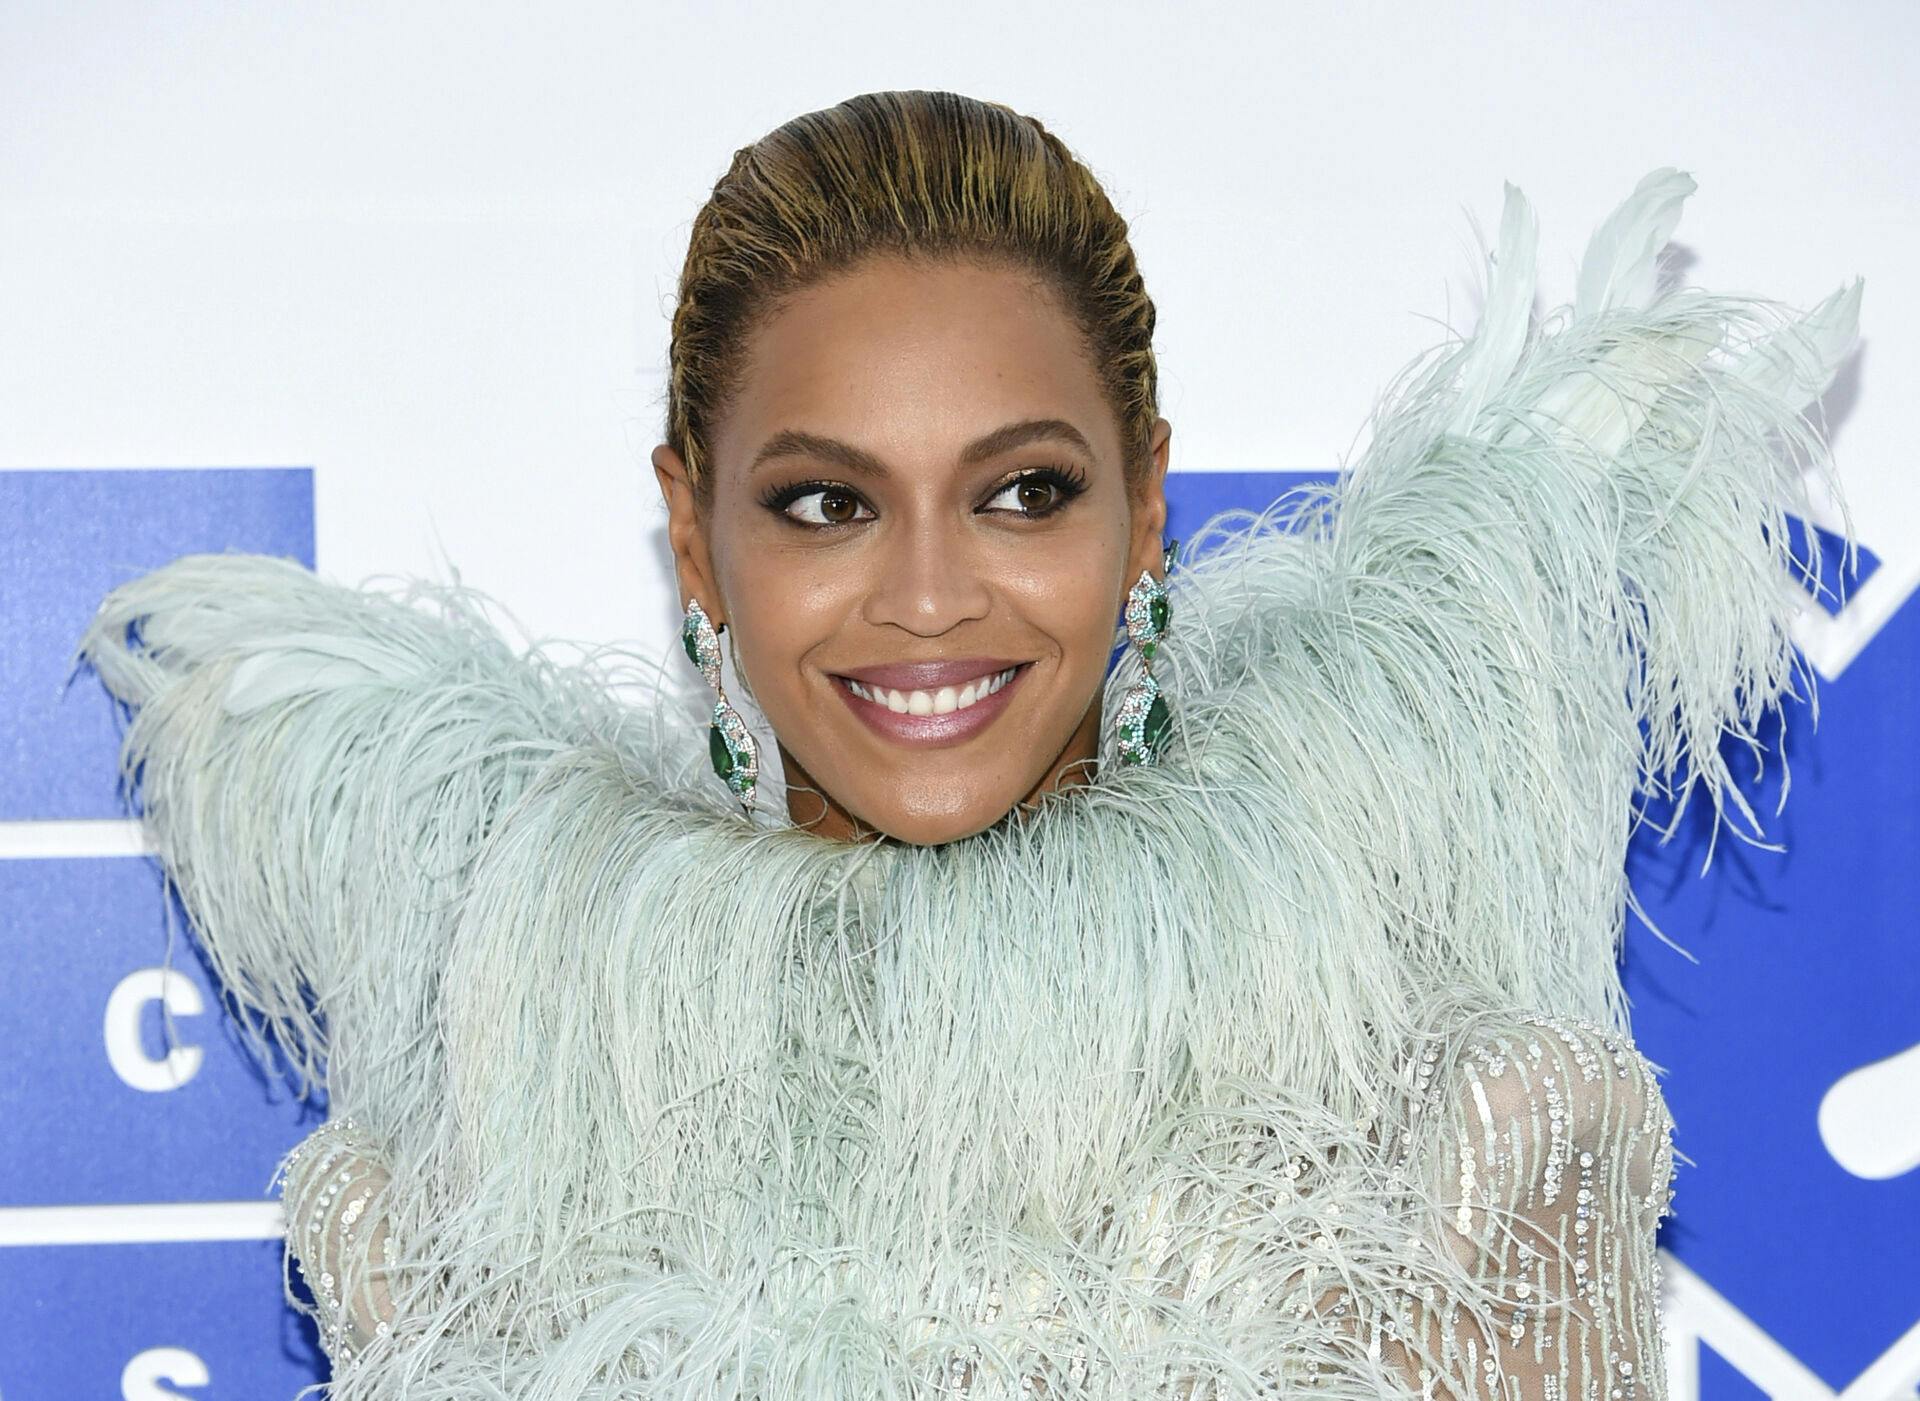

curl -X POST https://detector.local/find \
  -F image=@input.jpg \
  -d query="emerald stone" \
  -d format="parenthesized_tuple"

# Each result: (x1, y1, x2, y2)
(1148, 593, 1171, 638)
(1144, 693, 1172, 754)
(708, 723, 735, 782)
(683, 628, 703, 668)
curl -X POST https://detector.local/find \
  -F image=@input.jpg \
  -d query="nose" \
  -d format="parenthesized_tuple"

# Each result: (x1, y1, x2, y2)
(860, 512, 993, 637)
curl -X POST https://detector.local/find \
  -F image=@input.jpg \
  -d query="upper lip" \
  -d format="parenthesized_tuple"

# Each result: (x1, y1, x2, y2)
(831, 657, 1025, 690)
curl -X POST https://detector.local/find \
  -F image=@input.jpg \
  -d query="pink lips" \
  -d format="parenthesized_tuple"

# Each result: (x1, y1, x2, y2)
(836, 657, 1025, 690)
(831, 658, 1030, 748)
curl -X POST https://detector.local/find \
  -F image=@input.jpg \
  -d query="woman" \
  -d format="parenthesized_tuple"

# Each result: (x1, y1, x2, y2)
(78, 91, 1861, 1399)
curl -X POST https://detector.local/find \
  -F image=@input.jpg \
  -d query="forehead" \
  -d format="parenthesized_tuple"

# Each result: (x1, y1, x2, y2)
(708, 255, 1119, 480)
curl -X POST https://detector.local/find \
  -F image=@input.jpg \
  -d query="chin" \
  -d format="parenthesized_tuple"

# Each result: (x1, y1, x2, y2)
(857, 775, 1020, 847)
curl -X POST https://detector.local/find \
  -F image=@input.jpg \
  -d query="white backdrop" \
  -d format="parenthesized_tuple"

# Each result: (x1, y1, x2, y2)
(3, 3, 1916, 1397)
(4, 1, 1913, 657)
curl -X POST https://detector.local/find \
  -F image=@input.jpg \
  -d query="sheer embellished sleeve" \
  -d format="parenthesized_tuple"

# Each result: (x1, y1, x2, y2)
(276, 1116, 400, 1368)
(1388, 1012, 1677, 1400)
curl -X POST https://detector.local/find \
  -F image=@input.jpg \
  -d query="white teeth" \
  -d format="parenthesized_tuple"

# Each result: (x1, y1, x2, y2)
(844, 667, 1018, 716)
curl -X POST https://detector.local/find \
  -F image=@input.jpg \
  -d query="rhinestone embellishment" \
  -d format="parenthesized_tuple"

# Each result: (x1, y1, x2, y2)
(681, 598, 758, 810)
(1115, 557, 1175, 765)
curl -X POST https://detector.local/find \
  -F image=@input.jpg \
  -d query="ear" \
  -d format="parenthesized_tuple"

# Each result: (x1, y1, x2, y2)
(1126, 416, 1174, 588)
(651, 442, 724, 623)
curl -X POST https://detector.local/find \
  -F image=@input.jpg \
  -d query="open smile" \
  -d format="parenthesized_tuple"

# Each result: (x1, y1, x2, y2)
(830, 659, 1032, 748)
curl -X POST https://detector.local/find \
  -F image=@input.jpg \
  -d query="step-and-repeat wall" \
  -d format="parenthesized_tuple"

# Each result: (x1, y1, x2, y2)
(2, 5, 1915, 1398)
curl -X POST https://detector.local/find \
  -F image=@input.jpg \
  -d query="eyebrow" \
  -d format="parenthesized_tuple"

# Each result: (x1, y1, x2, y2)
(747, 418, 1094, 479)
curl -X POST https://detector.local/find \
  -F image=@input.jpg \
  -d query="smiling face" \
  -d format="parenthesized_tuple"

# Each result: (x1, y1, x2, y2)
(653, 253, 1170, 845)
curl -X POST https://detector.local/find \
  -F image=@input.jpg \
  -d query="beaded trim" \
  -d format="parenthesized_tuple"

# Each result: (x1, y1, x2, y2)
(278, 1116, 395, 1365)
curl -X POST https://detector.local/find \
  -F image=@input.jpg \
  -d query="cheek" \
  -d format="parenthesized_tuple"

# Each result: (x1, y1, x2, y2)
(721, 571, 848, 694)
(716, 548, 863, 698)
(998, 529, 1126, 679)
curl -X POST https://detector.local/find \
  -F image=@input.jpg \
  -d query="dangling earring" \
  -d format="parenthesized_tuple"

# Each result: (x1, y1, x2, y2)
(1114, 539, 1177, 765)
(681, 598, 758, 812)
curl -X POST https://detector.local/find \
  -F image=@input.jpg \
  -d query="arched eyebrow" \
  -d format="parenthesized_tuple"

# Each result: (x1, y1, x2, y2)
(747, 418, 1094, 479)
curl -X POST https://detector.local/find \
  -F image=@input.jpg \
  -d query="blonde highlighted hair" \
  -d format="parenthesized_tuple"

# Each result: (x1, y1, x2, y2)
(663, 90, 1160, 497)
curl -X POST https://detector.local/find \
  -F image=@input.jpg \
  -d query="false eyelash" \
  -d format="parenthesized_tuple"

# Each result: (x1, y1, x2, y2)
(758, 478, 871, 514)
(980, 464, 1090, 515)
(756, 464, 1092, 524)
(1028, 463, 1091, 492)
(983, 466, 1090, 506)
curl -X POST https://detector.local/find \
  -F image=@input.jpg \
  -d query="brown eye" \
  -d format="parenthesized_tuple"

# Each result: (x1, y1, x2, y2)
(1016, 479, 1057, 513)
(782, 487, 874, 527)
(981, 470, 1080, 518)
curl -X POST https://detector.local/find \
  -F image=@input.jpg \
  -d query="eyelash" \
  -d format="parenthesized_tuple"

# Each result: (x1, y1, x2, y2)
(759, 465, 1090, 530)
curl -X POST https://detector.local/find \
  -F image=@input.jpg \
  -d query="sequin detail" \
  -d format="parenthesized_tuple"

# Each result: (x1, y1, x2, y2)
(276, 1115, 397, 1367)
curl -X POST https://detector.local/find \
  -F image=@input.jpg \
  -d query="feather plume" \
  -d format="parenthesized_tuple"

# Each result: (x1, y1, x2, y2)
(75, 171, 1860, 1399)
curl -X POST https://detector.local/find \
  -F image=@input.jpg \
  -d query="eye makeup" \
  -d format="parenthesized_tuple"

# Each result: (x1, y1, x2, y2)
(757, 464, 1092, 532)
(975, 463, 1089, 519)
(758, 478, 874, 527)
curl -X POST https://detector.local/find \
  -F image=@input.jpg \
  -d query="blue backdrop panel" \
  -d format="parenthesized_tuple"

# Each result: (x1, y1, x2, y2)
(2, 466, 1913, 1397)
(1623, 532, 1920, 1389)
(0, 1239, 323, 1400)
(0, 467, 315, 822)
(1162, 469, 1333, 548)
(0, 855, 319, 1207)
(1698, 1349, 1771, 1401)
(1, 465, 325, 1399)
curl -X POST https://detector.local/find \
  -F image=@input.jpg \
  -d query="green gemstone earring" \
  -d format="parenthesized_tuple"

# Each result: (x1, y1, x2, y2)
(681, 598, 758, 812)
(1114, 540, 1177, 765)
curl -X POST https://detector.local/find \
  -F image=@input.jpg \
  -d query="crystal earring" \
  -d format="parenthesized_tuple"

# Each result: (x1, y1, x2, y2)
(681, 598, 758, 812)
(1114, 540, 1176, 765)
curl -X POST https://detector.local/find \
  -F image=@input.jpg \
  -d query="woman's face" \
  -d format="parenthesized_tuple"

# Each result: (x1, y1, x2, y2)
(654, 254, 1170, 845)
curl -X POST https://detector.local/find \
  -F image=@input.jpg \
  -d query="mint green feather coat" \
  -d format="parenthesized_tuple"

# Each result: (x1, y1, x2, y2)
(76, 169, 1862, 1400)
